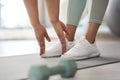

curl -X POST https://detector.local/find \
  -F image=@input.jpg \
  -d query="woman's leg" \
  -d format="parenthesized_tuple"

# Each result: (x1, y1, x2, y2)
(85, 0, 109, 43)
(66, 0, 87, 41)
(61, 0, 109, 60)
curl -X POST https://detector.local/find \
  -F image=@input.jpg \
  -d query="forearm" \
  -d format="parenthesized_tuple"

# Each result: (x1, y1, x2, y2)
(45, 0, 60, 23)
(23, 0, 40, 28)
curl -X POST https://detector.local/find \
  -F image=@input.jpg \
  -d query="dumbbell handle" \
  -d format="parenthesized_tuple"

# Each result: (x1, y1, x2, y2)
(49, 65, 65, 75)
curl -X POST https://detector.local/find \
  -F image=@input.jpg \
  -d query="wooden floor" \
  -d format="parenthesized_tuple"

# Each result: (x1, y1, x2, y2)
(73, 63, 120, 80)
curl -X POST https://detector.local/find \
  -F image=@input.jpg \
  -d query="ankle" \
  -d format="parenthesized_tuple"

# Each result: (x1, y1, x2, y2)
(85, 35, 95, 44)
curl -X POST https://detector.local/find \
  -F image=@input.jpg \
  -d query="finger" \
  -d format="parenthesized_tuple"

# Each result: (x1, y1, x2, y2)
(40, 41, 45, 55)
(45, 31, 51, 42)
(61, 40, 66, 54)
(61, 22, 69, 35)
(57, 31, 66, 54)
(39, 36, 45, 55)
(61, 38, 66, 54)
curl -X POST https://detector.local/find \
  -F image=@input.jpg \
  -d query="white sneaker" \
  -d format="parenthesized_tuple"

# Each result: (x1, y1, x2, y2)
(61, 37, 100, 60)
(41, 40, 75, 58)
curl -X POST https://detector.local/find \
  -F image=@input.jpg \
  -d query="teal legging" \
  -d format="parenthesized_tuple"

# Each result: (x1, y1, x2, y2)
(67, 0, 109, 26)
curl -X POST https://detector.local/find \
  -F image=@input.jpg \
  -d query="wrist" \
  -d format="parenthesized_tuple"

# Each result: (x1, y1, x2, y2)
(32, 23, 43, 30)
(50, 19, 59, 25)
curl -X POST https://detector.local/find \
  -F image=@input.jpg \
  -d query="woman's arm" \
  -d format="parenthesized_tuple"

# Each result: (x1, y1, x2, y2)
(46, 0, 68, 54)
(23, 0, 50, 55)
(23, 0, 40, 27)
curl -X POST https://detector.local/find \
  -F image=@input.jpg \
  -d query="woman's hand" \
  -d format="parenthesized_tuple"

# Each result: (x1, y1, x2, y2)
(52, 20, 69, 54)
(34, 24, 51, 55)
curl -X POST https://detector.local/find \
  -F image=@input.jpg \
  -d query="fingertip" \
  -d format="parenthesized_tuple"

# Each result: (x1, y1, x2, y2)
(40, 50, 43, 55)
(47, 38, 51, 42)
(40, 52, 42, 55)
(40, 51, 44, 55)
(62, 50, 66, 55)
(62, 47, 66, 55)
(40, 48, 45, 55)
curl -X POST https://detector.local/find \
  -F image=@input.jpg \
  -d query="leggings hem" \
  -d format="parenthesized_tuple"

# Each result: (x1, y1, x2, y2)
(89, 19, 102, 24)
(66, 22, 78, 27)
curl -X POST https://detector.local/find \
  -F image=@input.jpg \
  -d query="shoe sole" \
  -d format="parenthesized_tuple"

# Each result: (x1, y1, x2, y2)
(41, 48, 73, 58)
(67, 53, 100, 61)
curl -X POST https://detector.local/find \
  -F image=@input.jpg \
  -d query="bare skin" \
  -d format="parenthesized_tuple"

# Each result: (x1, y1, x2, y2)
(23, 0, 100, 56)
(85, 22, 100, 43)
(23, 0, 51, 55)
(46, 0, 69, 54)
(66, 23, 100, 44)
(65, 24, 77, 41)
(24, 0, 68, 55)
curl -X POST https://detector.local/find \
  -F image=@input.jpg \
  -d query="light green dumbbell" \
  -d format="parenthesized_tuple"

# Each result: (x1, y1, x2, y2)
(28, 59, 77, 80)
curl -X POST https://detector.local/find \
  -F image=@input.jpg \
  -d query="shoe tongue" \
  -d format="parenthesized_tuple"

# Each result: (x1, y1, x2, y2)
(67, 41, 74, 45)
(53, 40, 75, 48)
(79, 37, 97, 48)
(78, 37, 91, 46)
